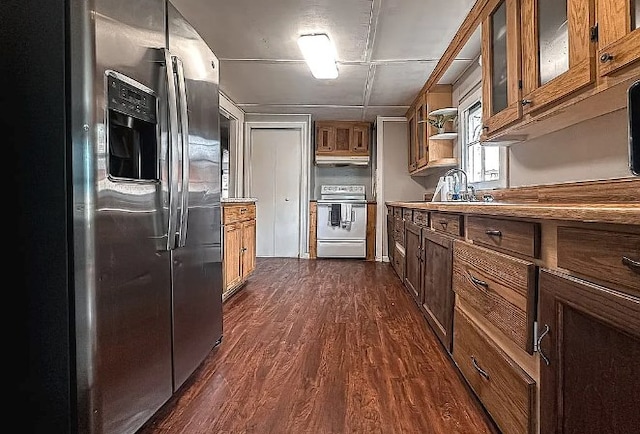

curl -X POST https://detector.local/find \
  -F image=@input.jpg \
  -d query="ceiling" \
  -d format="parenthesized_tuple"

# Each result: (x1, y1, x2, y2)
(172, 0, 481, 121)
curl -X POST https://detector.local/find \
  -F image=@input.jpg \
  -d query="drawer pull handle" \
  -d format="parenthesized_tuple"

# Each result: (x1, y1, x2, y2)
(439, 220, 448, 227)
(240, 208, 247, 213)
(471, 356, 489, 379)
(469, 274, 489, 288)
(485, 230, 502, 237)
(537, 324, 551, 366)
(622, 256, 640, 273)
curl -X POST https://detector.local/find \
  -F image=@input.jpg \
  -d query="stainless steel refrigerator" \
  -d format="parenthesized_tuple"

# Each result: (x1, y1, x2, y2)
(10, 1, 223, 433)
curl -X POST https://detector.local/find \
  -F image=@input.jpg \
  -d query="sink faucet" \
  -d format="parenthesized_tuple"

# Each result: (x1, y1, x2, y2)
(443, 168, 476, 201)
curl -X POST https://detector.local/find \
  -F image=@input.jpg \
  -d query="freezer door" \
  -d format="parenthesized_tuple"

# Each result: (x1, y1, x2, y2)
(167, 2, 223, 390)
(83, 1, 173, 433)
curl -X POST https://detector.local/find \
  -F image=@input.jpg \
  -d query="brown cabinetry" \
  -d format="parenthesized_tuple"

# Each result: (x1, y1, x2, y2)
(222, 202, 257, 296)
(453, 307, 536, 434)
(481, 0, 522, 135)
(520, 0, 596, 114)
(431, 212, 464, 237)
(404, 221, 422, 301)
(597, 0, 640, 77)
(422, 230, 455, 352)
(467, 215, 540, 259)
(538, 269, 640, 434)
(407, 87, 458, 175)
(453, 241, 537, 353)
(314, 121, 370, 156)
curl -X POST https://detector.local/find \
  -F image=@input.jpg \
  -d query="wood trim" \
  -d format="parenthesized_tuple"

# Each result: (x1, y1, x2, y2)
(477, 177, 640, 204)
(366, 203, 376, 261)
(598, 29, 640, 76)
(521, 0, 537, 95)
(309, 201, 317, 259)
(596, 0, 627, 48)
(506, 0, 521, 107)
(419, 0, 494, 96)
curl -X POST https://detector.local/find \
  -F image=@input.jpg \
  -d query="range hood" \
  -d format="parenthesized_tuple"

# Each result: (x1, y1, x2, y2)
(315, 155, 370, 166)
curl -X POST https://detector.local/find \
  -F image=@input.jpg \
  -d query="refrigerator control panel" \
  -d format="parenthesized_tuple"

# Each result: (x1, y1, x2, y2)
(107, 72, 157, 124)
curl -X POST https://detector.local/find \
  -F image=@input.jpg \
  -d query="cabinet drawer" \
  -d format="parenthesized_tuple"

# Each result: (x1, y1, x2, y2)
(413, 210, 429, 227)
(557, 226, 640, 296)
(402, 208, 413, 221)
(431, 212, 463, 237)
(453, 307, 536, 434)
(223, 204, 256, 224)
(453, 242, 536, 353)
(467, 216, 540, 259)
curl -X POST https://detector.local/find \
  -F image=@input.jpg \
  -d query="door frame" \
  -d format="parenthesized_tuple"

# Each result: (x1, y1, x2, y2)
(375, 116, 408, 262)
(244, 120, 311, 258)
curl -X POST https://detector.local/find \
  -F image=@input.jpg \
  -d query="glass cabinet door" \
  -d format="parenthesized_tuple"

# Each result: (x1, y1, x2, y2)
(521, 0, 595, 113)
(597, 0, 640, 77)
(481, 0, 522, 136)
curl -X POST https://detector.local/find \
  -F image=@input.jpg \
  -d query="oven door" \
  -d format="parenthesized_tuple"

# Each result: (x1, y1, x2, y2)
(316, 202, 367, 258)
(316, 202, 367, 240)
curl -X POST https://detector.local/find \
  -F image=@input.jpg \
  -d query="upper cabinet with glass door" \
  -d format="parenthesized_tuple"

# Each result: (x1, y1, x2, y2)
(520, 0, 596, 114)
(481, 0, 522, 136)
(597, 0, 640, 77)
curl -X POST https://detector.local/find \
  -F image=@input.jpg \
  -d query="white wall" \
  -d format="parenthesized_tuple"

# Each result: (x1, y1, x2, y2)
(509, 110, 631, 186)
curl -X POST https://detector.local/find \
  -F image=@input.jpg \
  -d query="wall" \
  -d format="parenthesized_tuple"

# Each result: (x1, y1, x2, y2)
(313, 166, 373, 199)
(509, 110, 631, 186)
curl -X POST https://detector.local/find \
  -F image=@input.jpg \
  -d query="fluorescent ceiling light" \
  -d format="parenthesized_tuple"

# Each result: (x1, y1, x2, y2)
(297, 34, 338, 79)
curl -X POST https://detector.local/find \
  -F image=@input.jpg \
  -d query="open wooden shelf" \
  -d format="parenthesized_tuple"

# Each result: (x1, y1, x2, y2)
(430, 132, 458, 140)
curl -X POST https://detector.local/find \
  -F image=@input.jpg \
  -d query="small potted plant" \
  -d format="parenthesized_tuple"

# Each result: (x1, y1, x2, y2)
(427, 113, 458, 134)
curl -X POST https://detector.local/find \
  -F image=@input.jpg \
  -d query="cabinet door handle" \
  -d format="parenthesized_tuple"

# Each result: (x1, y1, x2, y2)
(600, 53, 614, 63)
(485, 230, 502, 237)
(537, 324, 551, 366)
(439, 220, 448, 227)
(468, 273, 489, 288)
(471, 356, 489, 379)
(622, 256, 640, 273)
(521, 99, 532, 106)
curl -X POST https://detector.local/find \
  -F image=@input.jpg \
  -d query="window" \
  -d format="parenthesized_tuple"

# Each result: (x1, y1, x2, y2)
(459, 86, 507, 190)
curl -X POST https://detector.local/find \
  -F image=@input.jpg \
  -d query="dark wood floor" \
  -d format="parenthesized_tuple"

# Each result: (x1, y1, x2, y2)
(139, 258, 498, 434)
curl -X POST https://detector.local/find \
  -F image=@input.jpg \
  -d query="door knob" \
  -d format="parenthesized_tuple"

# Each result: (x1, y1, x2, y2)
(284, 198, 290, 201)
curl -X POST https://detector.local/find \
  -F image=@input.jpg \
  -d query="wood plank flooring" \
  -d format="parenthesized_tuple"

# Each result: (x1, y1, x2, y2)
(139, 258, 499, 434)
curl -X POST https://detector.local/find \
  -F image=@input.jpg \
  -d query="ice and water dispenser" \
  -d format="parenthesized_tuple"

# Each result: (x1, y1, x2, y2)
(106, 71, 159, 181)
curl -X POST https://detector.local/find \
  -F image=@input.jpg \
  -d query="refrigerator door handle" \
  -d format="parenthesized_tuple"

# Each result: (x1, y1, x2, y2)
(174, 56, 190, 248)
(161, 48, 180, 250)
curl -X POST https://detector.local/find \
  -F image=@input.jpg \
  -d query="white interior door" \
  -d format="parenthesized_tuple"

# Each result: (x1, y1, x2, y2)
(250, 128, 301, 257)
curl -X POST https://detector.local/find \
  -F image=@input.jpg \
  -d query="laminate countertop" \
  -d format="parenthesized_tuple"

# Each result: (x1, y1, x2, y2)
(385, 201, 640, 226)
(222, 198, 258, 204)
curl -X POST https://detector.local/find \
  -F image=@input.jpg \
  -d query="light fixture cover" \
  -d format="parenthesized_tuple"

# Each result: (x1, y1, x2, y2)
(297, 34, 338, 79)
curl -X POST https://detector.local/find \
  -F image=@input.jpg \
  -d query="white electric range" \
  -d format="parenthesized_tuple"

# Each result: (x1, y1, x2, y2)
(316, 185, 367, 258)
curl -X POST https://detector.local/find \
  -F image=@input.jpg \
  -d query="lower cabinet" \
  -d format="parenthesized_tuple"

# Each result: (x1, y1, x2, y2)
(453, 307, 536, 434)
(222, 203, 257, 297)
(538, 269, 640, 434)
(404, 221, 422, 302)
(421, 229, 454, 353)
